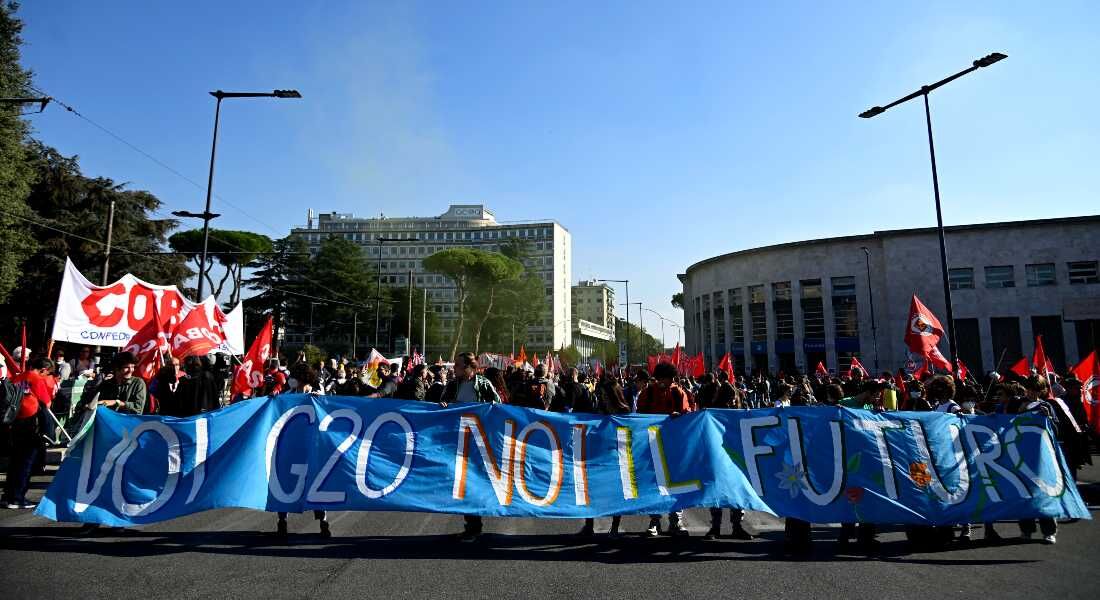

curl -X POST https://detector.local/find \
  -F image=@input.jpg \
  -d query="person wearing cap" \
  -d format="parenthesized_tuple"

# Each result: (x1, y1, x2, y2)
(636, 362, 692, 537)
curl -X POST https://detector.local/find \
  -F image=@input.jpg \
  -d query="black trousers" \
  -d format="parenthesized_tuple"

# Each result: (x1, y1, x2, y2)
(277, 510, 327, 521)
(3, 417, 41, 504)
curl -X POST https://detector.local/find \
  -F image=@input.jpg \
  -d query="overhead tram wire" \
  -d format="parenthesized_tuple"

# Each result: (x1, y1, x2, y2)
(28, 86, 370, 308)
(0, 206, 372, 313)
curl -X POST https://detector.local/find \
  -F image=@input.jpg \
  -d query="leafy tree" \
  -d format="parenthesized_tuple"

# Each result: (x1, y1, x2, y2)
(423, 247, 483, 361)
(0, 3, 37, 305)
(169, 228, 272, 304)
(671, 292, 684, 310)
(2, 142, 190, 342)
(308, 236, 379, 347)
(466, 253, 523, 355)
(616, 319, 662, 365)
(557, 344, 581, 368)
(244, 235, 311, 351)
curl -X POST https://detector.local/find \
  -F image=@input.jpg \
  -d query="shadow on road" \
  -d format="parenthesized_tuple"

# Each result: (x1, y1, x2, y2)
(0, 526, 1039, 566)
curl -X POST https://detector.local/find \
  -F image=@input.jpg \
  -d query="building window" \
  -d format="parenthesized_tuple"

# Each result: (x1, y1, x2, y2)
(1026, 263, 1056, 287)
(748, 285, 766, 343)
(713, 290, 726, 355)
(772, 282, 793, 341)
(728, 288, 744, 350)
(1068, 260, 1099, 284)
(985, 265, 1016, 288)
(701, 294, 712, 364)
(831, 276, 858, 338)
(948, 268, 974, 290)
(800, 279, 825, 339)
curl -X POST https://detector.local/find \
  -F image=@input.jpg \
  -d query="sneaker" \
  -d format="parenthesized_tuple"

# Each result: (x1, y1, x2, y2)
(577, 525, 594, 538)
(319, 520, 332, 539)
(1042, 534, 1056, 545)
(7, 501, 35, 510)
(275, 520, 288, 538)
(458, 528, 482, 543)
(985, 529, 1003, 543)
(704, 526, 721, 541)
(645, 524, 660, 538)
(957, 533, 971, 544)
(668, 524, 690, 537)
(606, 528, 621, 539)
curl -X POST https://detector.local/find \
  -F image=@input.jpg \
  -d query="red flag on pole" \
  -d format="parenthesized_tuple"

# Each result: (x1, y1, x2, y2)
(1008, 357, 1031, 378)
(121, 303, 172, 382)
(517, 346, 527, 365)
(717, 352, 736, 383)
(904, 295, 945, 356)
(671, 343, 683, 374)
(1032, 335, 1056, 376)
(815, 361, 828, 378)
(956, 359, 970, 382)
(646, 355, 657, 375)
(1071, 350, 1100, 435)
(231, 316, 274, 399)
(169, 305, 225, 359)
(0, 341, 20, 379)
(848, 356, 869, 378)
(925, 346, 953, 372)
(691, 352, 705, 377)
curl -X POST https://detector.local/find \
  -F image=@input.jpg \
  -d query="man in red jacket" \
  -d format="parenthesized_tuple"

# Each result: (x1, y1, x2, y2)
(3, 357, 54, 509)
(636, 362, 692, 537)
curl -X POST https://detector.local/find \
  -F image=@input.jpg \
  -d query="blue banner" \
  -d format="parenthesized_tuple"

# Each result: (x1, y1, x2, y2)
(36, 395, 1089, 527)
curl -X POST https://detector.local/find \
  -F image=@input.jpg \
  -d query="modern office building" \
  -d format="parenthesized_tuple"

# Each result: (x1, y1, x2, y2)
(571, 280, 616, 329)
(290, 205, 572, 354)
(679, 215, 1100, 375)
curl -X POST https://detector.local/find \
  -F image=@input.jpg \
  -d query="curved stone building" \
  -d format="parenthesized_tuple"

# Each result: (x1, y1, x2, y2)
(679, 215, 1100, 376)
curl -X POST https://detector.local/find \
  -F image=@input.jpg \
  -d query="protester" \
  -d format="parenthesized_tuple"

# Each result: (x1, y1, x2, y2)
(1016, 375, 1059, 545)
(85, 352, 147, 415)
(262, 358, 288, 396)
(636, 362, 691, 537)
(69, 346, 95, 378)
(2, 357, 54, 509)
(395, 364, 429, 400)
(168, 355, 220, 416)
(152, 357, 182, 416)
(440, 352, 499, 542)
(482, 367, 509, 405)
(276, 365, 330, 539)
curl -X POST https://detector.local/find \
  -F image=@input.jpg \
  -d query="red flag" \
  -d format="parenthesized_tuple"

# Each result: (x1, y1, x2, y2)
(517, 346, 527, 365)
(1071, 351, 1100, 435)
(913, 358, 931, 380)
(717, 352, 736, 383)
(169, 305, 225, 359)
(231, 316, 274, 399)
(671, 343, 683, 374)
(0, 342, 21, 379)
(122, 303, 172, 382)
(691, 352, 705, 377)
(925, 346, 952, 372)
(646, 355, 658, 374)
(1032, 335, 1056, 374)
(956, 359, 970, 381)
(904, 295, 945, 357)
(848, 356, 869, 378)
(531, 353, 540, 367)
(1008, 357, 1031, 378)
(815, 361, 828, 377)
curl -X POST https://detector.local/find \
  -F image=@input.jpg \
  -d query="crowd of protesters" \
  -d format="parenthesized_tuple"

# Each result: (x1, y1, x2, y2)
(1, 343, 1095, 553)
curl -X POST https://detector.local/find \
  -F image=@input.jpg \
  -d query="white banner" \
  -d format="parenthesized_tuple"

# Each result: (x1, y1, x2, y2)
(50, 258, 245, 353)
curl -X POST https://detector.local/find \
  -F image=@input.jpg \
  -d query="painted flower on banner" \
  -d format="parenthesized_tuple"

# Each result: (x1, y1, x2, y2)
(845, 487, 864, 504)
(909, 462, 932, 488)
(775, 462, 806, 498)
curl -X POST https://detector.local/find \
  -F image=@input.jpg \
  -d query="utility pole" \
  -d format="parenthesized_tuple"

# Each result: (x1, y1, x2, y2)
(407, 269, 413, 355)
(422, 288, 427, 358)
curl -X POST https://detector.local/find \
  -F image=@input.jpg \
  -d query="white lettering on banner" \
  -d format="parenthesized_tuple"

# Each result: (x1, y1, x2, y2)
(571, 424, 589, 506)
(909, 421, 970, 504)
(266, 405, 317, 503)
(616, 427, 638, 500)
(1004, 424, 1065, 497)
(356, 412, 415, 500)
(740, 415, 780, 496)
(452, 415, 516, 505)
(853, 419, 905, 499)
(307, 409, 363, 503)
(647, 425, 701, 496)
(787, 418, 844, 505)
(963, 424, 1029, 501)
(513, 421, 563, 507)
(111, 422, 182, 517)
(74, 424, 133, 514)
(185, 418, 209, 504)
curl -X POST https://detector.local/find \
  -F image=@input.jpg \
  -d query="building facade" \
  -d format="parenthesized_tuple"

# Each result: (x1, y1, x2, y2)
(571, 280, 616, 329)
(679, 216, 1100, 376)
(290, 205, 572, 354)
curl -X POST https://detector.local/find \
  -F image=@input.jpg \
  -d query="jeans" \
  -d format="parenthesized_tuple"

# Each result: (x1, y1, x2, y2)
(3, 417, 41, 504)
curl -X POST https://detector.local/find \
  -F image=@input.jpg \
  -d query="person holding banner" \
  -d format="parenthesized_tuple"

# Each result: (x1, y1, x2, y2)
(440, 352, 500, 542)
(276, 366, 332, 539)
(2, 357, 54, 510)
(1017, 375, 1060, 545)
(637, 362, 692, 537)
(84, 352, 147, 415)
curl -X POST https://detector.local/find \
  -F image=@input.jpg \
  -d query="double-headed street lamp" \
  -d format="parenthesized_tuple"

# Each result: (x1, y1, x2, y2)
(640, 306, 679, 350)
(859, 52, 1005, 371)
(596, 279, 630, 364)
(183, 89, 301, 300)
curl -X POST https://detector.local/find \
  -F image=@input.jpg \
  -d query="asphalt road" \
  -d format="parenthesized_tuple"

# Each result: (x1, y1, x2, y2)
(2, 456, 1098, 600)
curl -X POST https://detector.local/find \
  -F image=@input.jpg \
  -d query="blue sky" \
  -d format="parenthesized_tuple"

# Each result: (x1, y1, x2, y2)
(19, 1, 1099, 336)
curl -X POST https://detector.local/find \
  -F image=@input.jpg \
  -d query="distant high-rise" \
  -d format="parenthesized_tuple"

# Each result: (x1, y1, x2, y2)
(290, 205, 572, 354)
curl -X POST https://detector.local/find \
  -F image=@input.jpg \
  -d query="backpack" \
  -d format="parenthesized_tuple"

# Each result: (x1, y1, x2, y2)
(1, 378, 25, 425)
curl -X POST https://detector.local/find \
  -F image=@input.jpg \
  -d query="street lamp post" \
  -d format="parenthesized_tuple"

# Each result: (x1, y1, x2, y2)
(859, 52, 1005, 370)
(375, 237, 402, 350)
(596, 279, 630, 365)
(860, 247, 880, 372)
(190, 89, 301, 300)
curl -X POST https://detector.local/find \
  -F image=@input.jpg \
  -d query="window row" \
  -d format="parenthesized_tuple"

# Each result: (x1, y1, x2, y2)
(948, 261, 1099, 290)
